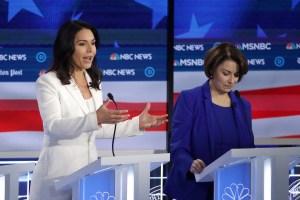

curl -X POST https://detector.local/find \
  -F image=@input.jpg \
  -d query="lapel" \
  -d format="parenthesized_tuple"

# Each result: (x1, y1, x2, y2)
(202, 80, 217, 157)
(229, 91, 250, 147)
(64, 76, 89, 114)
(84, 72, 103, 109)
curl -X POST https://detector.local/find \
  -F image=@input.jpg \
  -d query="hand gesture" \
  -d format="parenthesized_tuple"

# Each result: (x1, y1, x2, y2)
(139, 103, 168, 129)
(190, 159, 206, 174)
(96, 99, 130, 125)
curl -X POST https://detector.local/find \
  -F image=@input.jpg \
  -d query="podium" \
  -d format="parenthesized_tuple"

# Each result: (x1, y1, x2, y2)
(195, 147, 300, 200)
(55, 153, 170, 200)
(0, 162, 35, 200)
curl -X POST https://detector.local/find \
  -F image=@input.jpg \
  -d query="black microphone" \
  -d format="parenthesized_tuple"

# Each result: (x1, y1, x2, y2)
(107, 93, 118, 109)
(107, 93, 118, 156)
(234, 90, 255, 146)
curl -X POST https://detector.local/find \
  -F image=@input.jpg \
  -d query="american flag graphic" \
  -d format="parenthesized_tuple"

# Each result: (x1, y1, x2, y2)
(174, 70, 300, 145)
(0, 81, 168, 152)
(0, 0, 168, 153)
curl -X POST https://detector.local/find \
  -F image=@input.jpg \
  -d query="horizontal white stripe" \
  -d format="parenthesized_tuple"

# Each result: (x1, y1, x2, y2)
(0, 81, 167, 102)
(0, 82, 36, 99)
(174, 72, 207, 92)
(174, 70, 300, 92)
(102, 81, 167, 102)
(238, 70, 300, 91)
(253, 115, 300, 138)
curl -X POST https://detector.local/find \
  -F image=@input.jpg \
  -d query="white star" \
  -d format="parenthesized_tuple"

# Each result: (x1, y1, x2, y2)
(6, 0, 43, 22)
(176, 14, 213, 39)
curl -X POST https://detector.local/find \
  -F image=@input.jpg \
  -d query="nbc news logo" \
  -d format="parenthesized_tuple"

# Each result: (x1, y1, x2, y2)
(109, 53, 152, 60)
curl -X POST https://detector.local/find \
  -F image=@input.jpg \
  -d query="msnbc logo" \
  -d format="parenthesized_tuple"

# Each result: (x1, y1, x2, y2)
(173, 59, 204, 67)
(110, 53, 120, 61)
(235, 43, 271, 50)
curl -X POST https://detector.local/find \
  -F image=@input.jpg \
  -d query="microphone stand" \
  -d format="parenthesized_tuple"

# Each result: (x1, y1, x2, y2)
(108, 93, 118, 157)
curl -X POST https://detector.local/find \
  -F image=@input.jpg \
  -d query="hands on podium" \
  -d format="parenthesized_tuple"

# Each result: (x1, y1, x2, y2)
(190, 159, 207, 174)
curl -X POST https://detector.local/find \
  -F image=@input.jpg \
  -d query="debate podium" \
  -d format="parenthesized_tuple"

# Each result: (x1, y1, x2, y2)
(0, 162, 35, 200)
(195, 147, 300, 200)
(55, 153, 170, 200)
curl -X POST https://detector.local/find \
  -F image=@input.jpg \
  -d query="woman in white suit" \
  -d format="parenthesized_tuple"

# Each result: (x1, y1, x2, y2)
(29, 20, 168, 200)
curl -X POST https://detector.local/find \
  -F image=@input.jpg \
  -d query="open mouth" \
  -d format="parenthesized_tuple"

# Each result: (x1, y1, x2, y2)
(83, 56, 93, 63)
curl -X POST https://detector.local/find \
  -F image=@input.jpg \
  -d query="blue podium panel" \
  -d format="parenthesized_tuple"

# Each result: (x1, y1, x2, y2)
(80, 169, 115, 200)
(215, 162, 252, 200)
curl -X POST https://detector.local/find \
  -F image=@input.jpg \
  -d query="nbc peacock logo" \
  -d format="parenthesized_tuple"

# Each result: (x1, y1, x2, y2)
(39, 70, 46, 76)
(89, 191, 115, 200)
(222, 183, 252, 200)
(235, 43, 243, 50)
(286, 43, 296, 50)
(110, 53, 120, 61)
(173, 60, 180, 66)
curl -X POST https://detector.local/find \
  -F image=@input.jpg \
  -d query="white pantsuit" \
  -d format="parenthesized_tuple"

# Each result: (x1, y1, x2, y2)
(29, 71, 143, 200)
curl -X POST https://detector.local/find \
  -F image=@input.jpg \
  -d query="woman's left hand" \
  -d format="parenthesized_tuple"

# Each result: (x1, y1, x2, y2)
(139, 103, 168, 129)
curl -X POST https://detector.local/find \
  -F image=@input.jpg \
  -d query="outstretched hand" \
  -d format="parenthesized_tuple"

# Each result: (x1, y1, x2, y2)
(139, 103, 168, 129)
(96, 99, 130, 125)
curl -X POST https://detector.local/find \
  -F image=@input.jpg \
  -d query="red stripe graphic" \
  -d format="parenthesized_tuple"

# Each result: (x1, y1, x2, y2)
(275, 135, 300, 139)
(0, 100, 167, 132)
(241, 85, 300, 119)
(2, 85, 300, 133)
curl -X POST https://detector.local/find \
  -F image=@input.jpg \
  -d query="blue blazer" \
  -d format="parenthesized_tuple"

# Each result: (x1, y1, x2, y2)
(164, 80, 255, 200)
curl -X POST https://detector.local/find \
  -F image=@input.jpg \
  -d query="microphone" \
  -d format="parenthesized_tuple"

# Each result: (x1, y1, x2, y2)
(107, 93, 118, 156)
(234, 90, 255, 146)
(107, 93, 118, 109)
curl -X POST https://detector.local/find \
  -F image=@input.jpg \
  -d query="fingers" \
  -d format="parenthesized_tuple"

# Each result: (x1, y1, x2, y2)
(154, 114, 168, 120)
(145, 102, 151, 112)
(108, 110, 130, 122)
(149, 118, 168, 127)
(190, 159, 206, 174)
(102, 98, 111, 107)
(97, 104, 130, 124)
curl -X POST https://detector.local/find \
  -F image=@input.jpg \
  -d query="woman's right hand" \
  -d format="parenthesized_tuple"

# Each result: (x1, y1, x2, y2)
(96, 99, 130, 125)
(190, 159, 206, 174)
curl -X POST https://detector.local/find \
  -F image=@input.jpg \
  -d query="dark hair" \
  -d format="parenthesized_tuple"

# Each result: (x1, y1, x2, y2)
(48, 20, 102, 90)
(204, 43, 248, 82)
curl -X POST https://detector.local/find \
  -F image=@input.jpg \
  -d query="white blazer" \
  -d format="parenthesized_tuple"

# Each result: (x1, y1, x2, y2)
(29, 71, 143, 200)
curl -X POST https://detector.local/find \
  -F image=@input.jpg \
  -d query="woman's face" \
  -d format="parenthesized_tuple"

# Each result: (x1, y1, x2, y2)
(71, 28, 96, 71)
(210, 60, 239, 94)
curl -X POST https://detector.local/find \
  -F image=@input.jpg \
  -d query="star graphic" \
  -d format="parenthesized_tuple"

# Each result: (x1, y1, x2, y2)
(257, 25, 288, 38)
(5, 0, 43, 22)
(176, 14, 213, 39)
(257, 25, 267, 38)
(134, 0, 167, 28)
(72, 8, 83, 20)
(292, 0, 300, 9)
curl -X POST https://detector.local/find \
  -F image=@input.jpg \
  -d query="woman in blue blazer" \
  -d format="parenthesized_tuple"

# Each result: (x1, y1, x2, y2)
(164, 43, 255, 200)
